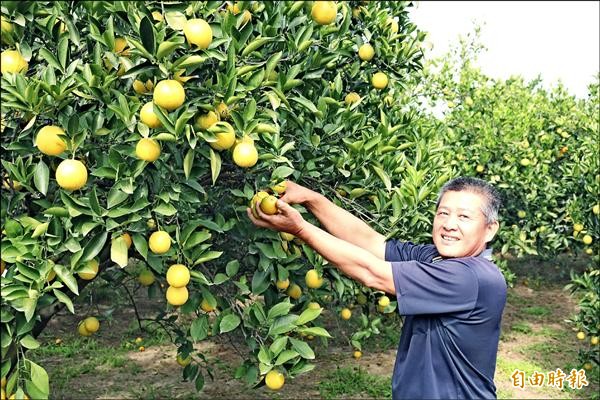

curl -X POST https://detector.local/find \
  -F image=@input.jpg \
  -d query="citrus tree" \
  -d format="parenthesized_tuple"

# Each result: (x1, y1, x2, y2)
(0, 1, 454, 397)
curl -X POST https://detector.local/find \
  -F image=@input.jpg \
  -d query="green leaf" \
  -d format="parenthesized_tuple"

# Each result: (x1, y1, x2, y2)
(22, 297, 38, 322)
(154, 202, 177, 216)
(295, 307, 322, 326)
(38, 48, 62, 71)
(251, 269, 270, 295)
(272, 166, 294, 180)
(290, 337, 315, 359)
(27, 360, 49, 399)
(111, 237, 128, 268)
(244, 98, 256, 121)
(33, 160, 49, 196)
(226, 260, 239, 277)
(89, 186, 102, 216)
(267, 301, 293, 320)
(165, 11, 187, 31)
(54, 264, 78, 295)
(275, 349, 299, 366)
(81, 231, 107, 262)
(190, 315, 209, 341)
(269, 336, 288, 356)
(31, 222, 49, 238)
(53, 289, 74, 314)
(20, 334, 40, 349)
(296, 326, 332, 338)
(132, 233, 148, 260)
(184, 148, 194, 180)
(157, 40, 183, 60)
(209, 149, 221, 185)
(372, 165, 392, 191)
(193, 251, 222, 265)
(139, 16, 155, 55)
(219, 314, 241, 333)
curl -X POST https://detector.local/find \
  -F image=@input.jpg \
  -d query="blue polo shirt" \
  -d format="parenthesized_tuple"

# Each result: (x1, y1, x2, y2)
(386, 240, 507, 400)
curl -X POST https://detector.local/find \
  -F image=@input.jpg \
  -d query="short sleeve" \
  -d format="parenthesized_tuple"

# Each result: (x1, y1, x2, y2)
(385, 240, 439, 262)
(391, 259, 478, 316)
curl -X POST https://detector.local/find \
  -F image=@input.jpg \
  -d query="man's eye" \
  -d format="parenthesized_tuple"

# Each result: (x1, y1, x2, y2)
(459, 214, 470, 219)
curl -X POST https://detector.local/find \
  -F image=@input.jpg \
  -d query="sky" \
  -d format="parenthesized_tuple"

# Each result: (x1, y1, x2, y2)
(409, 1, 600, 99)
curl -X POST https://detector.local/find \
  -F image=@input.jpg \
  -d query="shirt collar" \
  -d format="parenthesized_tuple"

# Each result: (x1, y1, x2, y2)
(432, 248, 493, 263)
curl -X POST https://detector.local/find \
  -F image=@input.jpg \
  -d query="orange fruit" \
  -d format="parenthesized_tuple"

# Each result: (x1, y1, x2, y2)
(153, 80, 185, 111)
(36, 126, 67, 155)
(56, 159, 87, 191)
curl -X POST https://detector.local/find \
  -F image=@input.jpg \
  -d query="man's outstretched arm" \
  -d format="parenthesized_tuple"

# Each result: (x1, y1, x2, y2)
(247, 199, 395, 294)
(280, 181, 387, 259)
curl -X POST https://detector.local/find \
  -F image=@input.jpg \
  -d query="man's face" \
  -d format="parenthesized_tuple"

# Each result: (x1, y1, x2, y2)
(432, 190, 499, 258)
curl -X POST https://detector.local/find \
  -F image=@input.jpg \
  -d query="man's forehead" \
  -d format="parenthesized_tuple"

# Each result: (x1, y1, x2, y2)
(438, 191, 485, 209)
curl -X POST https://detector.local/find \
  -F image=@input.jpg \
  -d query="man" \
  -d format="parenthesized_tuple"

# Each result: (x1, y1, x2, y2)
(247, 176, 507, 399)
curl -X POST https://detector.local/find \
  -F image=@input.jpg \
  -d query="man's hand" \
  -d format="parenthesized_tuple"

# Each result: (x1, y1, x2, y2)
(278, 181, 314, 205)
(247, 198, 306, 237)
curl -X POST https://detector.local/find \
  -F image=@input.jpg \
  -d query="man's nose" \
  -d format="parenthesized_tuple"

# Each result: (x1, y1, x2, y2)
(443, 214, 458, 230)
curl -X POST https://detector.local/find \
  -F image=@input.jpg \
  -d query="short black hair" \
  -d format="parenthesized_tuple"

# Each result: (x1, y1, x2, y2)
(436, 177, 502, 224)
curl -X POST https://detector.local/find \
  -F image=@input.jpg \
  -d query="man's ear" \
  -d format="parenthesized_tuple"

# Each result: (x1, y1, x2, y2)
(485, 221, 500, 243)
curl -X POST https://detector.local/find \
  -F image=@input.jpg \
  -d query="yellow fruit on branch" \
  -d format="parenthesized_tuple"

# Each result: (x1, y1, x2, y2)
(200, 298, 216, 312)
(183, 18, 213, 49)
(114, 37, 130, 56)
(227, 2, 241, 15)
(56, 159, 88, 191)
(275, 278, 290, 290)
(152, 11, 163, 22)
(196, 111, 219, 130)
(311, 1, 337, 25)
(177, 354, 192, 367)
(153, 80, 186, 111)
(591, 336, 599, 345)
(121, 233, 132, 249)
(77, 321, 92, 337)
(517, 210, 526, 219)
(576, 331, 586, 340)
(140, 102, 162, 128)
(279, 232, 295, 241)
(135, 138, 161, 162)
(138, 269, 155, 286)
(582, 235, 593, 245)
(371, 72, 388, 89)
(353, 350, 362, 359)
(272, 181, 287, 194)
(592, 204, 599, 215)
(1, 15, 13, 34)
(259, 195, 279, 215)
(241, 10, 252, 24)
(36, 125, 67, 156)
(358, 43, 374, 61)
(305, 269, 324, 289)
(378, 295, 390, 307)
(166, 285, 189, 306)
(345, 92, 361, 105)
(307, 302, 320, 310)
(78, 259, 99, 280)
(215, 102, 229, 119)
(149, 231, 171, 254)
(287, 283, 302, 299)
(232, 140, 258, 168)
(83, 317, 100, 333)
(133, 79, 149, 94)
(340, 307, 352, 320)
(476, 165, 485, 173)
(208, 121, 236, 150)
(265, 370, 285, 391)
(166, 264, 190, 288)
(251, 191, 270, 218)
(1, 50, 28, 75)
